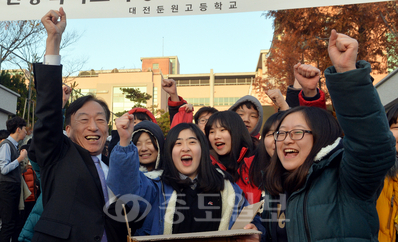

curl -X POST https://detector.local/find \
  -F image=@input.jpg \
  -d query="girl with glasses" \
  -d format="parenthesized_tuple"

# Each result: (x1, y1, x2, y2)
(260, 30, 396, 242)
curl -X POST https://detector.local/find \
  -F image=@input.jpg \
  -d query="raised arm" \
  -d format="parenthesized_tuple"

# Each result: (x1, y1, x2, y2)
(294, 63, 326, 109)
(266, 89, 290, 111)
(162, 79, 180, 102)
(107, 113, 158, 203)
(162, 78, 189, 124)
(29, 8, 67, 167)
(325, 30, 396, 199)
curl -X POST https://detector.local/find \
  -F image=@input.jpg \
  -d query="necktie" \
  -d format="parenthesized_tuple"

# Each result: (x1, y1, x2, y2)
(92, 156, 108, 242)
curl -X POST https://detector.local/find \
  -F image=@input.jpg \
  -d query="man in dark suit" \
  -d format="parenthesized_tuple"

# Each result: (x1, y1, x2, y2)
(29, 8, 126, 242)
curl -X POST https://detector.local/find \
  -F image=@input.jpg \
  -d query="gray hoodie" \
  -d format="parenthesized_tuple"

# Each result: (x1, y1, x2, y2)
(228, 95, 263, 137)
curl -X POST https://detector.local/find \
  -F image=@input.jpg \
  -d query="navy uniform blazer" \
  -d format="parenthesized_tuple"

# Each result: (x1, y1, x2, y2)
(29, 63, 127, 242)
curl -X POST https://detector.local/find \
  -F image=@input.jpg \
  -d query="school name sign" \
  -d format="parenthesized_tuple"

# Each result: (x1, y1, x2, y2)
(0, 0, 390, 21)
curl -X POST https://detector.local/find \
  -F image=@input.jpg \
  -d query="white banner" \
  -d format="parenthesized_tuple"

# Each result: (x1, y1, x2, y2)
(0, 0, 390, 21)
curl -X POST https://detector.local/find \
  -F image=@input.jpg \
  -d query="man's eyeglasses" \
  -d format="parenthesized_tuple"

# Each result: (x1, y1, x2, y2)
(198, 118, 208, 124)
(274, 129, 312, 141)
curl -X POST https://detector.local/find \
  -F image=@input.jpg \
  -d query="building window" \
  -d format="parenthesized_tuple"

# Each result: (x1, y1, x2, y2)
(175, 77, 252, 86)
(152, 63, 159, 70)
(78, 89, 97, 96)
(214, 77, 252, 85)
(185, 98, 210, 106)
(176, 79, 210, 86)
(153, 87, 158, 113)
(214, 97, 240, 106)
(113, 86, 147, 114)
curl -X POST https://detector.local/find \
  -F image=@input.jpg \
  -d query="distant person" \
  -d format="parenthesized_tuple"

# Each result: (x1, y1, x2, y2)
(108, 107, 158, 156)
(128, 107, 157, 125)
(0, 116, 27, 242)
(0, 130, 10, 144)
(193, 106, 218, 133)
(229, 95, 263, 147)
(131, 120, 164, 172)
(161, 78, 194, 128)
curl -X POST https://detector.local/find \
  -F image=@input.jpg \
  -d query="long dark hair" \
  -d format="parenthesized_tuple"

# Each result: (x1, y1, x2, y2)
(161, 123, 229, 192)
(250, 111, 285, 189)
(204, 111, 253, 183)
(264, 106, 342, 196)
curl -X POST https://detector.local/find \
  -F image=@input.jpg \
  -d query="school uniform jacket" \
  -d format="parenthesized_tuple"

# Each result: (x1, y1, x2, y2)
(107, 143, 265, 238)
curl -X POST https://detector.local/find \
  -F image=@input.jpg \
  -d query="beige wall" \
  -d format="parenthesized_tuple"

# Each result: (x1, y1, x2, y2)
(65, 71, 168, 116)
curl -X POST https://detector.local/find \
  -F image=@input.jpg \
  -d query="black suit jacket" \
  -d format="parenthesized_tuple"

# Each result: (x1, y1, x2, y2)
(29, 63, 127, 242)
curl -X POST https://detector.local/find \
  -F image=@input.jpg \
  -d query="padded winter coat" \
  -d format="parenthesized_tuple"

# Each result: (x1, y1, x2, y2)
(262, 61, 396, 242)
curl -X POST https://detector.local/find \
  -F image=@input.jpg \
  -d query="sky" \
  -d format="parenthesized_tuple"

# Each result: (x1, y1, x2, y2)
(59, 11, 274, 76)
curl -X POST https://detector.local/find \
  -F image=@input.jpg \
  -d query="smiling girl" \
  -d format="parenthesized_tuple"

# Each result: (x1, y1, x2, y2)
(260, 30, 396, 242)
(205, 111, 260, 204)
(107, 121, 264, 240)
(131, 121, 164, 173)
(250, 112, 285, 191)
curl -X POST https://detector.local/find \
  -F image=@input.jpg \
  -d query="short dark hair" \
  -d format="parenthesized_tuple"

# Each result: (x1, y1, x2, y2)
(204, 111, 253, 182)
(264, 106, 342, 196)
(161, 123, 229, 193)
(250, 111, 285, 189)
(232, 101, 256, 113)
(65, 95, 110, 126)
(134, 112, 152, 122)
(194, 106, 218, 124)
(6, 116, 26, 134)
(387, 103, 398, 127)
(0, 129, 10, 140)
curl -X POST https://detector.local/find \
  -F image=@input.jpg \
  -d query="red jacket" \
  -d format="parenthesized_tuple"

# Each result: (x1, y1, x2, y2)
(128, 108, 157, 123)
(170, 106, 194, 129)
(23, 166, 38, 202)
(298, 89, 327, 110)
(210, 148, 261, 204)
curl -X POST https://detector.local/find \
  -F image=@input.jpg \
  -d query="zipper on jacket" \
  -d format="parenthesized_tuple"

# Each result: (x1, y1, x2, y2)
(303, 189, 311, 242)
(386, 194, 394, 230)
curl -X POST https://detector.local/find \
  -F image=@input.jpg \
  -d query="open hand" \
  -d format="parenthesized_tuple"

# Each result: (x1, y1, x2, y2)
(181, 103, 193, 113)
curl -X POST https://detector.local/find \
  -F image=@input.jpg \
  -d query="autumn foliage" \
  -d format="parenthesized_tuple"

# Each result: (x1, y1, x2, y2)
(254, 1, 398, 103)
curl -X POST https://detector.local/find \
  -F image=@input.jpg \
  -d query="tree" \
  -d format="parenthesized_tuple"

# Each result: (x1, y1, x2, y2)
(120, 87, 152, 108)
(0, 20, 44, 70)
(0, 70, 34, 120)
(155, 109, 170, 136)
(0, 19, 84, 127)
(254, 2, 398, 102)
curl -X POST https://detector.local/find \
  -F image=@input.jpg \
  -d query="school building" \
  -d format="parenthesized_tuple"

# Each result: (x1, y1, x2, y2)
(64, 49, 389, 127)
(63, 50, 277, 123)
